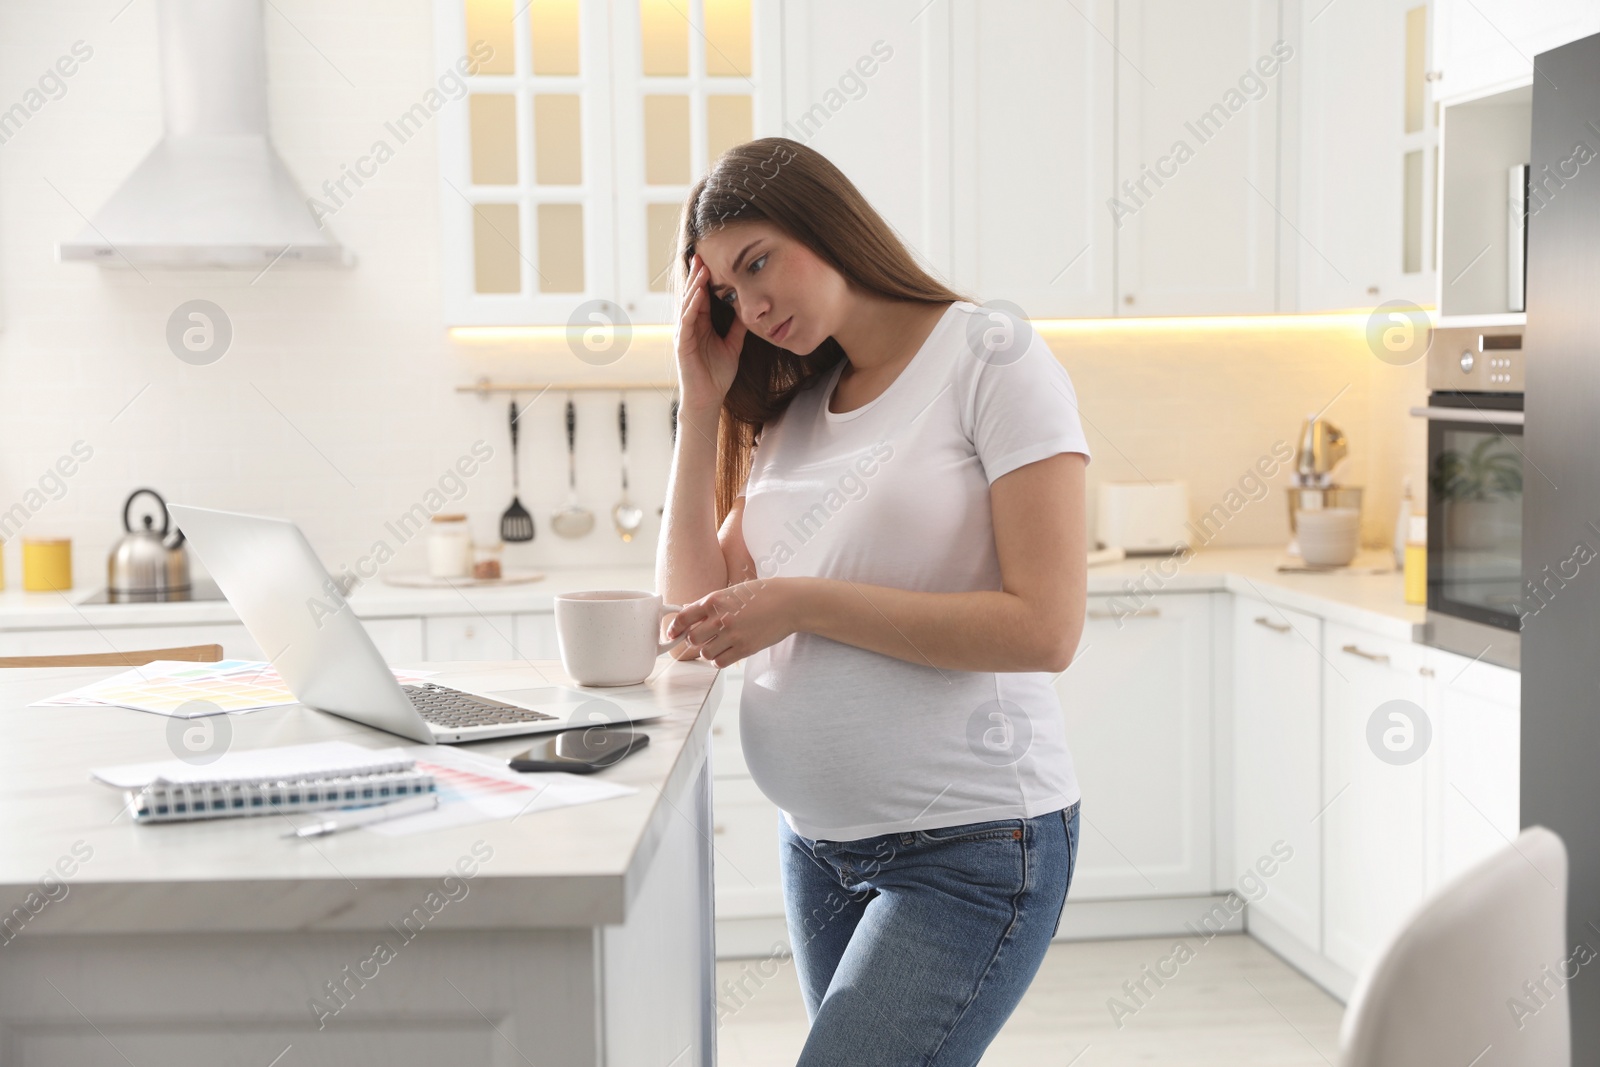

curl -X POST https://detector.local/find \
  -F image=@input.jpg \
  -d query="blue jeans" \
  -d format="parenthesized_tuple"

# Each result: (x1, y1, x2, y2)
(777, 801, 1080, 1067)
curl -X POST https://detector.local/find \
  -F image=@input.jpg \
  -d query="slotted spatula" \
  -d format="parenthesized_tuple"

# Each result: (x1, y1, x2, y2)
(500, 399, 535, 543)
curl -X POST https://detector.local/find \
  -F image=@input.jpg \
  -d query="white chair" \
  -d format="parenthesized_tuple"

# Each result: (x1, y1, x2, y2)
(1340, 826, 1570, 1067)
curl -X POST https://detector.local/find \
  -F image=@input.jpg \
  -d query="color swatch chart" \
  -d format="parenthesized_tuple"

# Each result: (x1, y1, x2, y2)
(33, 660, 434, 717)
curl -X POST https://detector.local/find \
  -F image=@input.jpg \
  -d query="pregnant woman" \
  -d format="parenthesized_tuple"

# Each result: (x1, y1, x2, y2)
(656, 137, 1091, 1066)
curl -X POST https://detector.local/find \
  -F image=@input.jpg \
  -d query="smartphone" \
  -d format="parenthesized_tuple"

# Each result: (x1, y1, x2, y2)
(508, 726, 651, 774)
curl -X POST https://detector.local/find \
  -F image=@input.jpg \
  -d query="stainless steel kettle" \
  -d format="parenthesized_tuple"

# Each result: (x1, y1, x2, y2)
(107, 488, 190, 597)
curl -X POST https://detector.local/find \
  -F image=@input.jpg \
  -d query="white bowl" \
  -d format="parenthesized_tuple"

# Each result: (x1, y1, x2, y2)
(1296, 508, 1361, 566)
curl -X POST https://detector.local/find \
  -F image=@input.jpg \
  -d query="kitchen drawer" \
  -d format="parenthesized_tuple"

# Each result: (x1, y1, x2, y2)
(424, 615, 517, 661)
(512, 613, 560, 661)
(710, 662, 746, 778)
(1324, 620, 1430, 680)
(362, 617, 424, 663)
(710, 775, 785, 920)
(0, 623, 262, 660)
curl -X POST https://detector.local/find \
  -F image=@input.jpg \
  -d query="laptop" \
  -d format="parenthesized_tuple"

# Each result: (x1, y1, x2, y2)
(167, 504, 668, 744)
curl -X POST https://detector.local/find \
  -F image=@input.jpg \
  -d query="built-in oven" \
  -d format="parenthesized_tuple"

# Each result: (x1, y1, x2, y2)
(1411, 326, 1525, 670)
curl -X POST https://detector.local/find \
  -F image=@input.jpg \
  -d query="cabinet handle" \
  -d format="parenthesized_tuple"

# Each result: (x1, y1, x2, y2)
(1418, 666, 1436, 678)
(1253, 616, 1292, 634)
(1424, 69, 1443, 82)
(713, 824, 726, 835)
(1341, 643, 1391, 664)
(1087, 607, 1161, 620)
(712, 726, 723, 736)
(1123, 294, 1136, 305)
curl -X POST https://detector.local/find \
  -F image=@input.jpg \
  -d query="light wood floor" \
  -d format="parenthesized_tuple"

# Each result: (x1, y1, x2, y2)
(714, 934, 1343, 1066)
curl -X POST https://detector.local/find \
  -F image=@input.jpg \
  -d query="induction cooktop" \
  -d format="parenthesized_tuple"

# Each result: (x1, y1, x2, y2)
(78, 578, 227, 605)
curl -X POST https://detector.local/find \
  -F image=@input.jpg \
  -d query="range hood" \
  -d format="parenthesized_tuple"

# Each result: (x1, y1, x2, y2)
(58, 0, 352, 269)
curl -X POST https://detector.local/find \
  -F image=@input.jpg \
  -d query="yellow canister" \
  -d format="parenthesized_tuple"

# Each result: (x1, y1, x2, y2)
(22, 538, 73, 592)
(1403, 515, 1427, 606)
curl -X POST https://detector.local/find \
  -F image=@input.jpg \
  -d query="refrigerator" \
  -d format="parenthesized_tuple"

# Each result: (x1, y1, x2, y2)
(1523, 28, 1600, 1062)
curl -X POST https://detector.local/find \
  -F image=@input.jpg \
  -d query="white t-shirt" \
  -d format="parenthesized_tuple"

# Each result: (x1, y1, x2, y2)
(737, 299, 1093, 841)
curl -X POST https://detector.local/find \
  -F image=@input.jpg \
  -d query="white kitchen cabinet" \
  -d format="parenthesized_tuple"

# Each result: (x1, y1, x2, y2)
(1426, 646, 1520, 889)
(1296, 0, 1438, 310)
(948, 0, 1116, 317)
(612, 0, 785, 323)
(0, 623, 262, 661)
(1113, 0, 1285, 315)
(779, 0, 953, 277)
(1320, 619, 1433, 977)
(423, 614, 519, 661)
(1433, 0, 1600, 105)
(711, 776, 785, 921)
(706, 662, 785, 926)
(1232, 596, 1323, 950)
(513, 612, 560, 661)
(437, 0, 782, 325)
(362, 617, 426, 663)
(1055, 592, 1215, 898)
(436, 0, 618, 325)
(709, 662, 748, 779)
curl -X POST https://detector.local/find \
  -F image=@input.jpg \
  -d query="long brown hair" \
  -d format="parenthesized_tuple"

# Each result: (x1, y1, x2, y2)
(673, 137, 973, 526)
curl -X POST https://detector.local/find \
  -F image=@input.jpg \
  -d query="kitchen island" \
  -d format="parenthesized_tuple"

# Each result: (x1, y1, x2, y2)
(0, 657, 724, 1067)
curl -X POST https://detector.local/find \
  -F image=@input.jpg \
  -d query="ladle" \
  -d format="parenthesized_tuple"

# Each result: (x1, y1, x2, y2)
(551, 394, 595, 539)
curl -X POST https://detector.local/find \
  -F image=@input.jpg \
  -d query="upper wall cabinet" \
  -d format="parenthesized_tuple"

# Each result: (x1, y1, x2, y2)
(778, 1, 953, 279)
(947, 0, 1116, 318)
(1296, 0, 1438, 311)
(436, 0, 781, 326)
(1433, 0, 1600, 105)
(1113, 0, 1285, 316)
(613, 0, 785, 323)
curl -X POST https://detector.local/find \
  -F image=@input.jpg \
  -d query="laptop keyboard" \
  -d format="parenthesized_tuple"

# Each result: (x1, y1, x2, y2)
(402, 683, 560, 729)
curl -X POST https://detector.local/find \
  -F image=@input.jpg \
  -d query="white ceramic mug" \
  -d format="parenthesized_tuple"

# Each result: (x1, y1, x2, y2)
(554, 590, 687, 686)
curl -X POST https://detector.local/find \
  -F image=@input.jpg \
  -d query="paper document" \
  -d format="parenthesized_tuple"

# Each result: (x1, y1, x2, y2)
(363, 744, 637, 836)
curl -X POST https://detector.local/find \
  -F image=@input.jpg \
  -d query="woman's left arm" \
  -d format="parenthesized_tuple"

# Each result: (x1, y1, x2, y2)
(669, 451, 1088, 673)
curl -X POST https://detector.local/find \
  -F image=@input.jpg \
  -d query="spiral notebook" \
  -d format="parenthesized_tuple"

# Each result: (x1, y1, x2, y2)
(92, 741, 437, 824)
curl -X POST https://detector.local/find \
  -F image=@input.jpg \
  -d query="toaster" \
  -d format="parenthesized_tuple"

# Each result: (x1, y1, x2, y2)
(1096, 481, 1191, 554)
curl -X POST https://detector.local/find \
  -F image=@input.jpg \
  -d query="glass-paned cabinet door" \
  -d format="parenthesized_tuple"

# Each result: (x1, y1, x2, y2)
(437, 0, 616, 324)
(612, 0, 783, 324)
(1399, 1, 1438, 287)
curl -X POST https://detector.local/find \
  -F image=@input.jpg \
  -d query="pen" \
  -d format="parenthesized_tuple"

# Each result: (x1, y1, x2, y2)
(282, 793, 439, 838)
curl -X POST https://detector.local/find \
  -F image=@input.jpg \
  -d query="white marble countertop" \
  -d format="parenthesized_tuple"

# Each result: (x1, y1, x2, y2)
(0, 566, 661, 630)
(0, 658, 723, 933)
(0, 547, 1424, 641)
(1081, 546, 1423, 642)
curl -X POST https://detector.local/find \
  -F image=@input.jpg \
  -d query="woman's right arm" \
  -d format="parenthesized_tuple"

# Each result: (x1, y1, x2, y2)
(657, 397, 730, 605)
(657, 251, 750, 610)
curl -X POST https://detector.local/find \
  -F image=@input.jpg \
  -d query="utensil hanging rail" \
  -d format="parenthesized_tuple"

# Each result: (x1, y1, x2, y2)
(457, 377, 678, 396)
